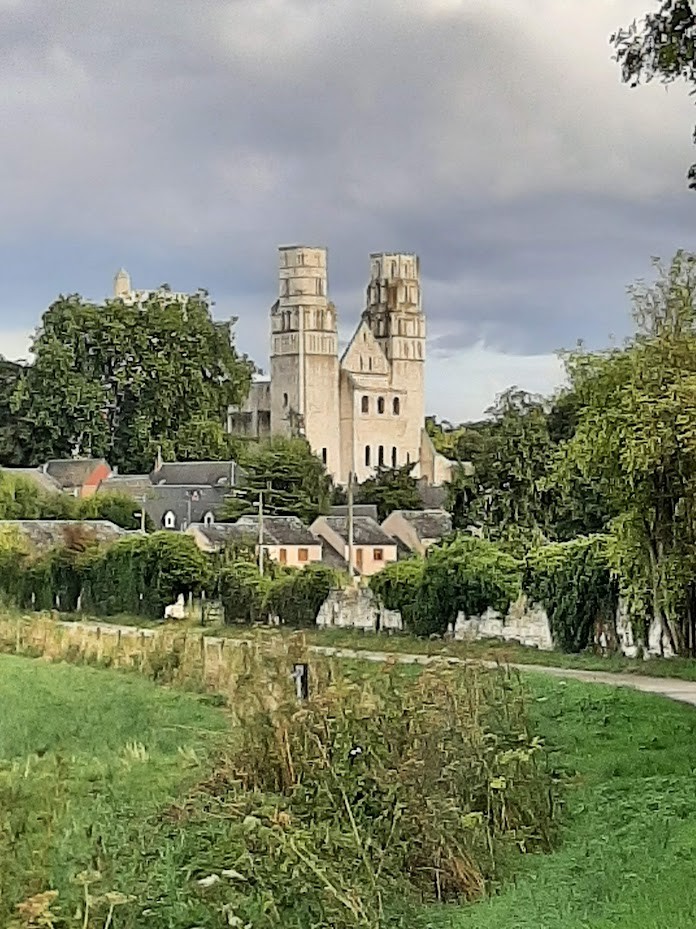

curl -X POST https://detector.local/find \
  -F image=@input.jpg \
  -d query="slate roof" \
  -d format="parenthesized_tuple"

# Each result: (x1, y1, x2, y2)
(330, 504, 379, 521)
(320, 543, 351, 573)
(142, 486, 228, 530)
(393, 509, 453, 540)
(320, 516, 396, 546)
(150, 460, 238, 487)
(1, 467, 63, 495)
(192, 516, 319, 548)
(416, 480, 448, 509)
(44, 458, 110, 488)
(98, 474, 153, 496)
(0, 520, 130, 552)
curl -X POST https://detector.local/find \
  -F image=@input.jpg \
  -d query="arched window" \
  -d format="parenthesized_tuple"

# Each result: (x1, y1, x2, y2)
(365, 445, 371, 467)
(391, 447, 397, 468)
(283, 392, 289, 408)
(361, 395, 369, 414)
(377, 397, 385, 414)
(368, 357, 373, 371)
(163, 511, 176, 530)
(203, 511, 215, 526)
(378, 445, 385, 467)
(393, 397, 400, 415)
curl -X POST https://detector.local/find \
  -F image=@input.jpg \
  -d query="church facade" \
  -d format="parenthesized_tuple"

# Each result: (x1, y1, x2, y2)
(228, 246, 452, 486)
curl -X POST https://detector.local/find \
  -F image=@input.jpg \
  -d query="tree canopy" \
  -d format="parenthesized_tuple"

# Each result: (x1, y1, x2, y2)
(354, 463, 423, 521)
(9, 292, 252, 472)
(612, 0, 696, 188)
(221, 437, 332, 525)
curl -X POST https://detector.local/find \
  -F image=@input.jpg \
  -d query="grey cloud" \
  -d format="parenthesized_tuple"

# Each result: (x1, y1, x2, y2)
(0, 0, 694, 361)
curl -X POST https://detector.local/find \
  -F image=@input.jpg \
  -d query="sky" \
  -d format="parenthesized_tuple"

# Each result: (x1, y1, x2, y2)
(1, 0, 695, 422)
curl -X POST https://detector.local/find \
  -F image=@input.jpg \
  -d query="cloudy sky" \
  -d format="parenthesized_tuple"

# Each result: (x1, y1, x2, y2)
(1, 0, 695, 421)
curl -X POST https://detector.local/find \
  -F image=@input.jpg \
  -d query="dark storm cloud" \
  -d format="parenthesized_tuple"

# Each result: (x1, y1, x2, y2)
(0, 0, 694, 367)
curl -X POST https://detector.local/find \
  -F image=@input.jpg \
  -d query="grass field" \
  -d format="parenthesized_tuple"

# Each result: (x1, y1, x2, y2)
(418, 673, 696, 929)
(4, 643, 696, 928)
(0, 654, 230, 928)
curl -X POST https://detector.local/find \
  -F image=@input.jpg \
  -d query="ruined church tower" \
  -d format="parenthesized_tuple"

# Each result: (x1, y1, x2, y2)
(269, 246, 341, 476)
(363, 253, 426, 464)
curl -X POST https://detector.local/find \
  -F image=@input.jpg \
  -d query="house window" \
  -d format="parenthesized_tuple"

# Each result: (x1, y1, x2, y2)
(377, 397, 385, 414)
(391, 446, 397, 468)
(393, 397, 400, 415)
(361, 395, 369, 414)
(298, 548, 308, 563)
(374, 548, 384, 561)
(321, 447, 327, 465)
(203, 511, 214, 526)
(163, 511, 176, 530)
(279, 548, 287, 564)
(365, 445, 371, 467)
(378, 445, 385, 467)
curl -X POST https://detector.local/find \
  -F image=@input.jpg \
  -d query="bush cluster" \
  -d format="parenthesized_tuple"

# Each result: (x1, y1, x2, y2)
(219, 561, 342, 627)
(523, 534, 619, 652)
(371, 536, 521, 636)
(0, 530, 211, 619)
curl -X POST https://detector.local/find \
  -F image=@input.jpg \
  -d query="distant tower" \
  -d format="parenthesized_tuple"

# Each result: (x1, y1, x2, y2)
(270, 246, 341, 476)
(363, 253, 426, 464)
(113, 268, 132, 299)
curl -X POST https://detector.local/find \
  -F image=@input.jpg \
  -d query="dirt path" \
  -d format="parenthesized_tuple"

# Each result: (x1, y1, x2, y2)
(63, 620, 696, 708)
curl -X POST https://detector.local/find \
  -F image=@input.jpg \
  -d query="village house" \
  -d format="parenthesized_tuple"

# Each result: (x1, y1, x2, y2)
(310, 514, 398, 576)
(40, 458, 112, 498)
(187, 515, 322, 567)
(381, 509, 453, 556)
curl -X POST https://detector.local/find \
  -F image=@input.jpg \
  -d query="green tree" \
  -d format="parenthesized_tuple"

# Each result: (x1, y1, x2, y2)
(612, 0, 696, 188)
(221, 437, 332, 525)
(11, 292, 252, 472)
(563, 251, 696, 654)
(0, 358, 25, 465)
(354, 463, 423, 521)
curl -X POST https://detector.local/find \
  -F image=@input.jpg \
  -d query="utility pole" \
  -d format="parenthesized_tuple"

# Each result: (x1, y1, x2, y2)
(258, 488, 264, 575)
(347, 469, 355, 581)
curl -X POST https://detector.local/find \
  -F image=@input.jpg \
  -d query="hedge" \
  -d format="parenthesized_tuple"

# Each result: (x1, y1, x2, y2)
(523, 534, 619, 652)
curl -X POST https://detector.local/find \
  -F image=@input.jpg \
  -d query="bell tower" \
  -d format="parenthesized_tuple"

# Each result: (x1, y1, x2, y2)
(270, 246, 341, 477)
(363, 252, 425, 455)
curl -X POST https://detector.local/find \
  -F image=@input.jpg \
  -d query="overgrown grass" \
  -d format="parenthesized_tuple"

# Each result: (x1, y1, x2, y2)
(416, 673, 696, 928)
(0, 655, 229, 928)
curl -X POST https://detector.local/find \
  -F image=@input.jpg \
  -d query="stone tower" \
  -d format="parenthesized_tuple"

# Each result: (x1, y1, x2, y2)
(269, 246, 341, 476)
(363, 252, 426, 465)
(113, 268, 132, 299)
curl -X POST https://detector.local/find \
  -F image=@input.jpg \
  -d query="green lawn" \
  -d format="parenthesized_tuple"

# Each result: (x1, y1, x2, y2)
(416, 673, 696, 929)
(0, 654, 229, 928)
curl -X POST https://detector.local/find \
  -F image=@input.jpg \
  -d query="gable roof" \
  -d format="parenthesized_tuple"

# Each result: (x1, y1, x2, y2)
(143, 485, 228, 528)
(192, 516, 318, 548)
(340, 318, 390, 374)
(150, 460, 238, 487)
(98, 474, 153, 496)
(0, 519, 130, 552)
(330, 504, 379, 521)
(45, 458, 110, 488)
(1, 467, 63, 495)
(318, 515, 396, 547)
(390, 509, 452, 540)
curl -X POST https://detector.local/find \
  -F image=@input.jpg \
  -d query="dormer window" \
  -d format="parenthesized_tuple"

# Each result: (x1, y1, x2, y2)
(203, 511, 215, 526)
(163, 511, 176, 530)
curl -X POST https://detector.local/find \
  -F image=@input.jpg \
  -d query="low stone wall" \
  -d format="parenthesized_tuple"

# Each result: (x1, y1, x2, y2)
(453, 598, 554, 651)
(316, 587, 402, 633)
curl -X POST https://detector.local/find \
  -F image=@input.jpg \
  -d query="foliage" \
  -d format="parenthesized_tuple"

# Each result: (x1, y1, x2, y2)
(561, 252, 696, 655)
(10, 292, 252, 472)
(354, 462, 423, 521)
(523, 535, 619, 653)
(0, 357, 25, 466)
(81, 532, 212, 618)
(611, 0, 696, 189)
(221, 437, 332, 524)
(219, 560, 343, 627)
(371, 536, 521, 637)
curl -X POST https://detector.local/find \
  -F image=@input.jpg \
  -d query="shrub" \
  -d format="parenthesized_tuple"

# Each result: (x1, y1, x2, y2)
(265, 564, 343, 627)
(371, 536, 521, 636)
(219, 560, 272, 624)
(523, 534, 619, 652)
